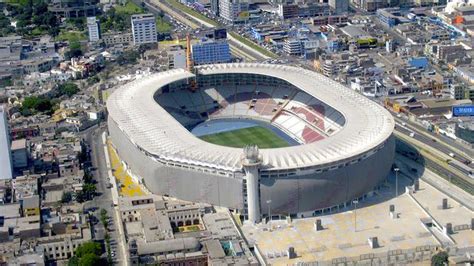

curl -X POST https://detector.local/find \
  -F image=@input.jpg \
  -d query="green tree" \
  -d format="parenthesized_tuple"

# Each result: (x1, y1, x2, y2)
(87, 75, 100, 85)
(21, 96, 53, 115)
(104, 233, 112, 265)
(117, 49, 140, 65)
(68, 256, 79, 266)
(79, 253, 101, 266)
(61, 191, 72, 203)
(75, 242, 102, 258)
(100, 209, 109, 229)
(83, 183, 96, 200)
(35, 98, 52, 112)
(68, 241, 103, 266)
(65, 41, 83, 60)
(8, 0, 59, 37)
(431, 251, 448, 266)
(58, 82, 80, 97)
(83, 171, 93, 184)
(67, 17, 86, 31)
(75, 191, 85, 203)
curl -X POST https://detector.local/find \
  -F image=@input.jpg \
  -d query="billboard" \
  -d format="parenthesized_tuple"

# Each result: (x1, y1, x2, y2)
(452, 105, 474, 117)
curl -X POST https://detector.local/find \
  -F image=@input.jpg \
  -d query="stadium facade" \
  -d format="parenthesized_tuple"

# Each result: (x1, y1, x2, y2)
(107, 63, 395, 222)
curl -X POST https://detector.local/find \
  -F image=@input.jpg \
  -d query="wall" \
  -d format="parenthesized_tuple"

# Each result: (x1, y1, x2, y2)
(259, 136, 395, 215)
(108, 118, 244, 210)
(109, 116, 395, 216)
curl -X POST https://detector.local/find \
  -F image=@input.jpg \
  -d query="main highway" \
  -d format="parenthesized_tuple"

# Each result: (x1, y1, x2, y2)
(393, 117, 474, 194)
(393, 113, 473, 166)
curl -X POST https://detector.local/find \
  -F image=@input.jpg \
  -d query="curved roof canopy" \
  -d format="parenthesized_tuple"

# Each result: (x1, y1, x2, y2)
(107, 63, 394, 171)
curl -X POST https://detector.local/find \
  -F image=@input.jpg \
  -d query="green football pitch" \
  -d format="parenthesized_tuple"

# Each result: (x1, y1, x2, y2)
(199, 126, 290, 149)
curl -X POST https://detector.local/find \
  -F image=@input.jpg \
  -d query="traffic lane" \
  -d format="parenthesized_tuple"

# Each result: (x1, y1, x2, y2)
(395, 120, 472, 165)
(397, 124, 466, 164)
(86, 126, 113, 200)
(410, 129, 472, 165)
(82, 127, 126, 264)
(394, 115, 474, 159)
(396, 128, 474, 183)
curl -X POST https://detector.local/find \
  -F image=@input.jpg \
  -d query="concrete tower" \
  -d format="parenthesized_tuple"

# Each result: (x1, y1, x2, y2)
(242, 145, 261, 224)
(0, 106, 12, 180)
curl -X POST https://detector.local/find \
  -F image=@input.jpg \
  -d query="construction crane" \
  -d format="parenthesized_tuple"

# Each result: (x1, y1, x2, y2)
(186, 33, 197, 91)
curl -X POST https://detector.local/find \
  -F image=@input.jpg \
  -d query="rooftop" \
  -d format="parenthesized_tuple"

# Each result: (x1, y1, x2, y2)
(107, 64, 394, 171)
(11, 138, 26, 151)
(242, 173, 473, 264)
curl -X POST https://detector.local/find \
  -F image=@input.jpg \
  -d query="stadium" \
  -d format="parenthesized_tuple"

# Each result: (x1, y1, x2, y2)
(107, 63, 395, 222)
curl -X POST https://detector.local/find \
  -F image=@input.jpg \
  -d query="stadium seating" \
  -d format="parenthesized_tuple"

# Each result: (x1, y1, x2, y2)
(156, 85, 345, 143)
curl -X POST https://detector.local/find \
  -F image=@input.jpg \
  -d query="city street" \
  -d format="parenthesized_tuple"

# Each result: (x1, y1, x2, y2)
(81, 125, 125, 265)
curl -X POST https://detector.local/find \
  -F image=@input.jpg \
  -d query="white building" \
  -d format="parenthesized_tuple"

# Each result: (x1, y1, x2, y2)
(283, 39, 302, 56)
(87, 17, 100, 42)
(168, 47, 187, 70)
(218, 0, 249, 23)
(0, 106, 12, 180)
(131, 14, 157, 45)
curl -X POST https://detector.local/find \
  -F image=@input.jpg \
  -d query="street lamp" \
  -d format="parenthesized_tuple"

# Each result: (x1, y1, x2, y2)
(394, 168, 400, 197)
(353, 200, 359, 232)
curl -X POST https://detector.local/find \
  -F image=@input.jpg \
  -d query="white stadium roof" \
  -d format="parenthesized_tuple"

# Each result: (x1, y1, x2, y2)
(107, 64, 394, 171)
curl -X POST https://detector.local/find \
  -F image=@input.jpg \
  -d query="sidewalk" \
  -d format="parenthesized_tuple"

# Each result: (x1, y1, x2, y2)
(396, 155, 474, 211)
(102, 132, 129, 266)
(106, 141, 146, 197)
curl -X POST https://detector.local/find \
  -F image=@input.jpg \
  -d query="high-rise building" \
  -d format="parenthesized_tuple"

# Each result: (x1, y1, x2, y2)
(210, 0, 219, 16)
(191, 39, 232, 65)
(87, 16, 100, 42)
(0, 106, 12, 180)
(218, 0, 249, 23)
(329, 0, 349, 13)
(131, 14, 157, 45)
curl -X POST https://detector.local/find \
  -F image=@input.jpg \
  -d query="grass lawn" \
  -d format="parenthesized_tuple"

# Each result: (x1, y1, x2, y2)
(156, 16, 173, 33)
(115, 0, 144, 15)
(200, 126, 289, 149)
(228, 32, 278, 59)
(56, 31, 87, 43)
(4, 0, 29, 6)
